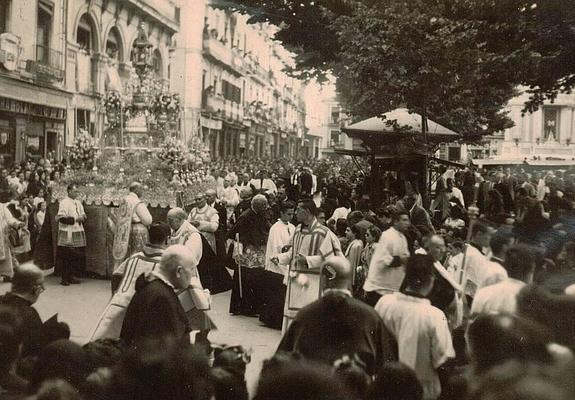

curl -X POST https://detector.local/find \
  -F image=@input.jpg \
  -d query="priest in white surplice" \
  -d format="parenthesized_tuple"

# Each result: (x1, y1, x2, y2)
(271, 199, 342, 333)
(265, 201, 296, 275)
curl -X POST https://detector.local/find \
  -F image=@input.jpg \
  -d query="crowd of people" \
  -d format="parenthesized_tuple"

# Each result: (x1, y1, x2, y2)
(1, 155, 575, 399)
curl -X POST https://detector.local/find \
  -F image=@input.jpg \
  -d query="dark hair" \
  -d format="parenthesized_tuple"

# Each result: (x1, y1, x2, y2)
(366, 226, 382, 242)
(211, 367, 248, 400)
(30, 339, 92, 393)
(67, 184, 77, 192)
(391, 210, 409, 223)
(403, 255, 435, 290)
(148, 222, 171, 245)
(83, 339, 124, 370)
(376, 207, 392, 219)
(350, 224, 365, 242)
(367, 362, 423, 400)
(468, 361, 566, 400)
(335, 218, 348, 237)
(466, 313, 552, 375)
(504, 244, 536, 282)
(107, 339, 212, 400)
(347, 210, 364, 226)
(471, 219, 492, 237)
(0, 306, 23, 374)
(333, 355, 371, 400)
(254, 360, 351, 400)
(490, 230, 515, 255)
(517, 285, 575, 350)
(297, 199, 317, 216)
(280, 200, 296, 214)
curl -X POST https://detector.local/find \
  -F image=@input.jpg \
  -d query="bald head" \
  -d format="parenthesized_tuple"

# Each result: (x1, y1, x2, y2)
(12, 263, 44, 302)
(160, 245, 197, 290)
(427, 234, 446, 262)
(251, 194, 268, 214)
(167, 207, 187, 220)
(167, 208, 188, 231)
(321, 256, 352, 291)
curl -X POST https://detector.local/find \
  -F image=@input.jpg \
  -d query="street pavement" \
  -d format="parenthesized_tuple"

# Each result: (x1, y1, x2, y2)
(0, 275, 282, 396)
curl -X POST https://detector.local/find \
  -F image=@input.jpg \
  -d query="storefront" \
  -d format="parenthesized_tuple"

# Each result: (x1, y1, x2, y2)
(0, 96, 67, 165)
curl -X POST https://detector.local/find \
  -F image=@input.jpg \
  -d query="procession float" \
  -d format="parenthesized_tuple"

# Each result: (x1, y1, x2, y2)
(35, 25, 211, 277)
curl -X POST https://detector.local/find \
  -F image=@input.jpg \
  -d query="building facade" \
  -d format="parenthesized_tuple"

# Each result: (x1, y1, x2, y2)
(306, 86, 356, 158)
(498, 92, 575, 161)
(172, 0, 307, 159)
(0, 0, 179, 164)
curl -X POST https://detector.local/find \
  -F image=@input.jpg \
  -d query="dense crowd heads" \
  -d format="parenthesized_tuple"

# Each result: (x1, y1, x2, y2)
(4, 156, 575, 399)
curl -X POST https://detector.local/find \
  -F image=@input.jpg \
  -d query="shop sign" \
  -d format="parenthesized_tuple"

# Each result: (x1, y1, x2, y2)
(0, 33, 21, 72)
(201, 116, 222, 130)
(0, 96, 66, 120)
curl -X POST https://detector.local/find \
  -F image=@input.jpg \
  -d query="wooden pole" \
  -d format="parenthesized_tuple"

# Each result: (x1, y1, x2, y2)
(236, 233, 243, 299)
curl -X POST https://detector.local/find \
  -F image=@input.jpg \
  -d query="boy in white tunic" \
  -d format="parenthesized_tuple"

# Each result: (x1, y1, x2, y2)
(375, 254, 454, 400)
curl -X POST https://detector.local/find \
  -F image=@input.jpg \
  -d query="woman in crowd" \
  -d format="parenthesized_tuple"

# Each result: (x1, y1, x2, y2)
(344, 224, 364, 289)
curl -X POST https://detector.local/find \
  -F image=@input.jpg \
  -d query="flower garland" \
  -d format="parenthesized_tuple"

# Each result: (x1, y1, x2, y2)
(102, 91, 124, 128)
(157, 137, 188, 169)
(68, 129, 100, 169)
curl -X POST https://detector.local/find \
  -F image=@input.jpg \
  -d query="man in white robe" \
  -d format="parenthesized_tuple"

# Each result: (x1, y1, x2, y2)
(188, 192, 219, 253)
(260, 201, 296, 329)
(271, 199, 343, 332)
(90, 222, 170, 340)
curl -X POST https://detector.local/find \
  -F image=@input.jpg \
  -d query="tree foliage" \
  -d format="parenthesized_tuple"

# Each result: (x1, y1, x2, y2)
(220, 0, 575, 140)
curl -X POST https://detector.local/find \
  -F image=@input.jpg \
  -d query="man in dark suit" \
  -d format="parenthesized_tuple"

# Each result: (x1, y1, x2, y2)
(402, 194, 435, 236)
(299, 168, 313, 197)
(0, 263, 69, 358)
(277, 256, 397, 375)
(121, 245, 195, 347)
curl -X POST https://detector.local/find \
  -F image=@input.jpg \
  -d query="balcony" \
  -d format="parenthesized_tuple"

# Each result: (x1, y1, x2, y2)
(124, 0, 179, 31)
(203, 33, 232, 66)
(204, 93, 225, 115)
(25, 45, 64, 82)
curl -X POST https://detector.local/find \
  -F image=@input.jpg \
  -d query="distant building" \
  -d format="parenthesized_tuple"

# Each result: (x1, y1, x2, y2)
(305, 85, 356, 158)
(173, 0, 307, 159)
(0, 0, 180, 164)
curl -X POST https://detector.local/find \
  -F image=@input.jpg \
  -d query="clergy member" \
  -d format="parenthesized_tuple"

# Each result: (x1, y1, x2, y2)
(112, 182, 153, 268)
(90, 222, 170, 340)
(271, 199, 343, 332)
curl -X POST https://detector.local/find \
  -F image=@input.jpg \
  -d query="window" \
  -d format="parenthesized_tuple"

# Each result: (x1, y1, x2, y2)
(106, 28, 121, 61)
(0, 0, 9, 34)
(221, 79, 241, 103)
(330, 106, 340, 124)
(152, 49, 163, 78)
(448, 146, 461, 162)
(37, 1, 53, 64)
(330, 130, 340, 145)
(543, 107, 560, 141)
(76, 109, 91, 135)
(77, 15, 93, 51)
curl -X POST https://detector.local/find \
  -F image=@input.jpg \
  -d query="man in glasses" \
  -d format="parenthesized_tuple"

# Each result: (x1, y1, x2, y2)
(0, 263, 70, 358)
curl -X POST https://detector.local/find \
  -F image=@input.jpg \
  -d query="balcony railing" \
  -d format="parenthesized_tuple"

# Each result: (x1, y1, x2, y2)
(36, 44, 62, 70)
(26, 45, 64, 81)
(203, 36, 232, 66)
